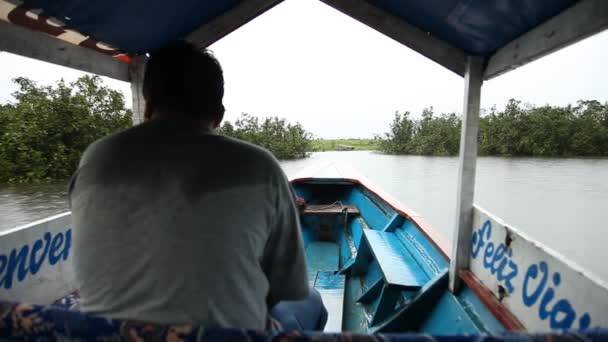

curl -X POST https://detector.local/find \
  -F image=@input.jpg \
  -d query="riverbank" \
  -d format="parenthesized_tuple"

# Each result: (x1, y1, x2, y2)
(311, 138, 380, 151)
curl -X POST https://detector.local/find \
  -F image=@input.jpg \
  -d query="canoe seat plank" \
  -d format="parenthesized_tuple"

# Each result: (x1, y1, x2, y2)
(303, 204, 360, 215)
(314, 271, 345, 332)
(351, 229, 430, 326)
(361, 229, 428, 289)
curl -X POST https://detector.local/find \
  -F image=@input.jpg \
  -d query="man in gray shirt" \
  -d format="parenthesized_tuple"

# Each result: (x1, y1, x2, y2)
(69, 41, 326, 331)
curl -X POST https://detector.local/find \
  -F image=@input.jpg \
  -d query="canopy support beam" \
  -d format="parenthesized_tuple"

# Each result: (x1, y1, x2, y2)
(320, 0, 467, 77)
(485, 0, 608, 80)
(187, 0, 283, 48)
(0, 20, 129, 82)
(129, 55, 147, 125)
(449, 56, 484, 293)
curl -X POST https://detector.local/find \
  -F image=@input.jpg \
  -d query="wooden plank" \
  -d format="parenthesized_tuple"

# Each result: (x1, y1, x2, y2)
(314, 271, 345, 332)
(129, 55, 147, 124)
(485, 0, 608, 80)
(371, 270, 448, 333)
(320, 0, 467, 77)
(187, 0, 283, 48)
(468, 205, 608, 331)
(0, 212, 75, 304)
(303, 204, 359, 215)
(449, 57, 484, 292)
(364, 229, 427, 288)
(0, 20, 129, 81)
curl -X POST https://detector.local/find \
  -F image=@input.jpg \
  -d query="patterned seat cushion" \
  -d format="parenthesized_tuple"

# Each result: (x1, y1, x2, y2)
(1, 300, 606, 341)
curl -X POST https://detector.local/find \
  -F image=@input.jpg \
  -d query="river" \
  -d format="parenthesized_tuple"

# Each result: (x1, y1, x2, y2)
(1, 151, 607, 282)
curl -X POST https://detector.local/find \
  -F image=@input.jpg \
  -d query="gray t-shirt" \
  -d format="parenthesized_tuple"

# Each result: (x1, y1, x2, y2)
(69, 117, 309, 329)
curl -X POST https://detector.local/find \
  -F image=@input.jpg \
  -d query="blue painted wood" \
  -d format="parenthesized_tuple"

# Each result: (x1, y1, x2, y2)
(305, 242, 339, 285)
(352, 234, 371, 277)
(394, 220, 449, 277)
(458, 287, 505, 334)
(338, 258, 355, 274)
(293, 185, 313, 202)
(357, 278, 383, 304)
(363, 229, 428, 288)
(345, 188, 392, 231)
(371, 270, 448, 332)
(351, 218, 364, 250)
(339, 218, 364, 268)
(419, 292, 481, 334)
(360, 187, 395, 217)
(381, 213, 404, 232)
(342, 270, 369, 333)
(339, 228, 353, 268)
(314, 271, 345, 332)
(363, 259, 383, 289)
(300, 224, 315, 250)
(371, 285, 401, 326)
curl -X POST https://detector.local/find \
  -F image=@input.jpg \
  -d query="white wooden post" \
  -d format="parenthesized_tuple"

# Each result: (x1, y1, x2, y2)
(129, 55, 147, 125)
(449, 56, 484, 292)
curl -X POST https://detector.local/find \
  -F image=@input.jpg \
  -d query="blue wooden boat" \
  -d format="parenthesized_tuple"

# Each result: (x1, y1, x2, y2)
(291, 164, 499, 333)
(0, 0, 607, 340)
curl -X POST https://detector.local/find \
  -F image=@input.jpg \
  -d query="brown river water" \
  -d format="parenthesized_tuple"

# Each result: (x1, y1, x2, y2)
(1, 151, 607, 282)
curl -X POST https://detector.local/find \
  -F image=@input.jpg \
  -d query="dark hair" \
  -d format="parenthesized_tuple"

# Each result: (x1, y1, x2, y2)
(143, 40, 224, 121)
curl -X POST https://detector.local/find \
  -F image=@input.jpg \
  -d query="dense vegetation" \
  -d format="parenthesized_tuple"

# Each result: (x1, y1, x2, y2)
(0, 76, 312, 183)
(0, 76, 132, 182)
(217, 113, 312, 159)
(311, 138, 379, 151)
(1, 74, 606, 184)
(378, 108, 461, 156)
(378, 99, 608, 157)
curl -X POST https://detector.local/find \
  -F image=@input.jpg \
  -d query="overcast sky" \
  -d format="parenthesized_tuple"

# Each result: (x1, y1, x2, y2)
(1, 0, 607, 138)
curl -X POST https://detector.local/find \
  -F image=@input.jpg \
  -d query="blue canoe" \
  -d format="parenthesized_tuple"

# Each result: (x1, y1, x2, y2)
(291, 163, 504, 333)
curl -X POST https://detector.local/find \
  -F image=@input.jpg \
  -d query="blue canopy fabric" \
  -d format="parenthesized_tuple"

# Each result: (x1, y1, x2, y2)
(368, 0, 577, 56)
(21, 0, 241, 54)
(17, 0, 577, 56)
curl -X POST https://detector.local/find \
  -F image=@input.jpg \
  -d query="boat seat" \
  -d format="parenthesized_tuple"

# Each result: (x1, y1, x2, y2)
(352, 229, 429, 326)
(303, 204, 360, 215)
(370, 270, 448, 333)
(313, 271, 345, 332)
(356, 229, 428, 289)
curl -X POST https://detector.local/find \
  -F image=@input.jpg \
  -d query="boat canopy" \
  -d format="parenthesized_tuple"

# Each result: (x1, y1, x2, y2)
(1, 0, 606, 81)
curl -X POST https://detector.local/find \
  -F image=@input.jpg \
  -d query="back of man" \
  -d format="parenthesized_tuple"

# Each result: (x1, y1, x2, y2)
(69, 41, 310, 329)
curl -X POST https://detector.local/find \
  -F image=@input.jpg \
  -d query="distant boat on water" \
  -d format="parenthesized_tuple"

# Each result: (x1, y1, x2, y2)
(335, 144, 355, 151)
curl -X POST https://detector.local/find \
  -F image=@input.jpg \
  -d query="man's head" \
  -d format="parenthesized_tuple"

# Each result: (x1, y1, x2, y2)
(143, 40, 224, 127)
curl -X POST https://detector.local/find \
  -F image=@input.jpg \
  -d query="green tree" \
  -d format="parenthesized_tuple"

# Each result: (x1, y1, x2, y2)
(378, 111, 415, 154)
(0, 76, 132, 182)
(378, 99, 608, 157)
(217, 113, 312, 159)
